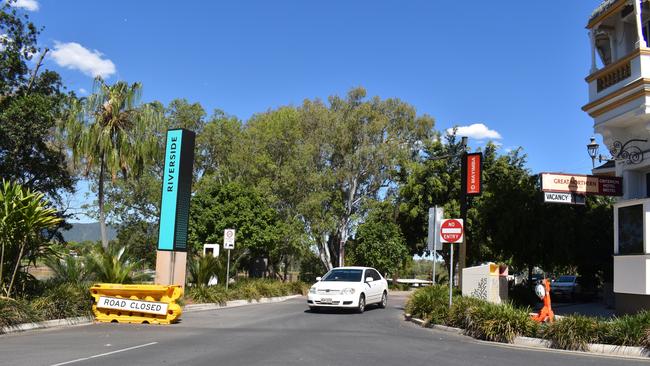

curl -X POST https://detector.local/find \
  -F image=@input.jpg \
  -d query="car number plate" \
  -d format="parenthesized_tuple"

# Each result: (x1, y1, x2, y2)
(321, 298, 332, 304)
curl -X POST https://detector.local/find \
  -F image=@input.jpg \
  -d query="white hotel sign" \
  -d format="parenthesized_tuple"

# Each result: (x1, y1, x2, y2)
(540, 172, 622, 196)
(543, 192, 585, 205)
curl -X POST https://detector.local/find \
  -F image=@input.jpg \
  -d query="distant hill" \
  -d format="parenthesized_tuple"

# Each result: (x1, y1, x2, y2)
(62, 222, 117, 243)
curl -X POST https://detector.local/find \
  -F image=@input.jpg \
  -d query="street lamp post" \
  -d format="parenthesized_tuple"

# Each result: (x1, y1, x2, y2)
(586, 137, 648, 166)
(587, 137, 600, 168)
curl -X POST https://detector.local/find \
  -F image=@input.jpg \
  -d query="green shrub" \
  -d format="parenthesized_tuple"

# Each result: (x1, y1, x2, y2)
(252, 279, 286, 298)
(602, 311, 650, 346)
(187, 286, 214, 304)
(542, 315, 602, 351)
(463, 301, 536, 343)
(289, 281, 308, 295)
(447, 295, 484, 329)
(643, 328, 650, 349)
(405, 285, 449, 325)
(187, 286, 229, 305)
(230, 281, 262, 302)
(388, 283, 411, 291)
(0, 297, 39, 330)
(31, 283, 92, 320)
(187, 279, 308, 304)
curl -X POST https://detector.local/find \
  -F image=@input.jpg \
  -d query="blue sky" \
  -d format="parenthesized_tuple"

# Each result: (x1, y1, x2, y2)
(13, 0, 605, 220)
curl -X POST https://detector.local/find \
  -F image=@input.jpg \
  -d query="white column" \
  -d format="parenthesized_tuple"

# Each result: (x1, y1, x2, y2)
(635, 0, 647, 48)
(590, 30, 598, 73)
(609, 30, 617, 60)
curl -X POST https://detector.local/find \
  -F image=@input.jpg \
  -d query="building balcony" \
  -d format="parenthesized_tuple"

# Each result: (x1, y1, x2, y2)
(582, 49, 650, 128)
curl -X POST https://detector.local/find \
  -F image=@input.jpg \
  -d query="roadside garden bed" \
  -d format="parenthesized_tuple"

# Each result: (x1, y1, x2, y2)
(0, 279, 308, 334)
(405, 285, 650, 352)
(185, 279, 308, 305)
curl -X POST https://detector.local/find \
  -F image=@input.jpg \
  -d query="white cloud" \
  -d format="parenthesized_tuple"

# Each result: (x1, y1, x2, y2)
(50, 41, 116, 78)
(11, 0, 39, 11)
(79, 88, 87, 95)
(447, 123, 502, 140)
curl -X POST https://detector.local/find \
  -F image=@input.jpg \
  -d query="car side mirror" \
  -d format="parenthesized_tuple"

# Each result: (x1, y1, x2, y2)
(316, 277, 321, 282)
(365, 277, 374, 283)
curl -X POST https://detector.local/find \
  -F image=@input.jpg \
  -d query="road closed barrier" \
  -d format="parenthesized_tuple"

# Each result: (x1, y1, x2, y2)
(90, 283, 183, 324)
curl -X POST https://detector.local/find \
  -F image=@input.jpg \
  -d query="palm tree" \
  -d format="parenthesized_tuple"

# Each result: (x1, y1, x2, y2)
(44, 254, 90, 285)
(65, 78, 161, 248)
(188, 254, 225, 287)
(85, 244, 149, 284)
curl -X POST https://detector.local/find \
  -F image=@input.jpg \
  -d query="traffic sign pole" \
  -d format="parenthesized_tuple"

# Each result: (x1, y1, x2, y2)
(440, 219, 463, 307)
(226, 249, 231, 291)
(449, 243, 453, 308)
(223, 229, 236, 290)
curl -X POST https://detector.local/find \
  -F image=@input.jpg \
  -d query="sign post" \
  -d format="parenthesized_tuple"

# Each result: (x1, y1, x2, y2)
(223, 229, 235, 290)
(459, 152, 482, 289)
(440, 219, 464, 307)
(428, 207, 444, 284)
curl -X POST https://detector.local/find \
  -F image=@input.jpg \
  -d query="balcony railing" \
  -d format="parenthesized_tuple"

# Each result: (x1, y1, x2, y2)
(597, 61, 631, 92)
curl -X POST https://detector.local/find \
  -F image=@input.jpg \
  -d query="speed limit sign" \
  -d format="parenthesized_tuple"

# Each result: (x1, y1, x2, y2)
(223, 229, 235, 249)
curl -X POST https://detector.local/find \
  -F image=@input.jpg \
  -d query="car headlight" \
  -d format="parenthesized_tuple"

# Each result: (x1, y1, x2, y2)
(341, 288, 355, 295)
(309, 287, 316, 294)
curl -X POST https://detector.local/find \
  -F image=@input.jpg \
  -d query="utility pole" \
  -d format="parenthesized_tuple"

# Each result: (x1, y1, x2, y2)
(458, 137, 468, 290)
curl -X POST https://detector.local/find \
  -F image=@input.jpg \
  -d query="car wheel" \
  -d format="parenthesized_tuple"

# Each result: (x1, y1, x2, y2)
(379, 291, 387, 309)
(357, 294, 365, 313)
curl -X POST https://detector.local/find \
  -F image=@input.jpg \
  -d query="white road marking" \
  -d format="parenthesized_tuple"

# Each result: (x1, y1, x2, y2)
(49, 342, 158, 366)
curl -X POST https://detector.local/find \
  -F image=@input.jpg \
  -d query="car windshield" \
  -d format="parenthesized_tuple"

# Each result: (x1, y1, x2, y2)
(556, 276, 575, 283)
(322, 269, 363, 282)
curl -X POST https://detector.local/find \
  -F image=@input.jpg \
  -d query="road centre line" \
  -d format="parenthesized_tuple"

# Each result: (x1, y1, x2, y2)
(49, 342, 158, 366)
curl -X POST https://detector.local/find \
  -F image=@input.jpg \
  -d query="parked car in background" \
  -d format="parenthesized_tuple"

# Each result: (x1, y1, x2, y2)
(307, 266, 388, 313)
(551, 275, 578, 300)
(550, 275, 597, 301)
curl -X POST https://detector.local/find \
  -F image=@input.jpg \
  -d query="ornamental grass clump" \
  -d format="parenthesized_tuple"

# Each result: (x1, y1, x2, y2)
(541, 315, 602, 351)
(252, 279, 288, 298)
(31, 283, 92, 320)
(643, 328, 650, 350)
(187, 285, 229, 305)
(447, 295, 485, 329)
(289, 281, 309, 296)
(0, 297, 39, 330)
(404, 285, 449, 325)
(230, 281, 262, 302)
(463, 301, 536, 343)
(602, 311, 650, 347)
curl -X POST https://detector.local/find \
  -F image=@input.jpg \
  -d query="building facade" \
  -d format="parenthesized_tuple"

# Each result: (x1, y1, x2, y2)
(583, 0, 650, 313)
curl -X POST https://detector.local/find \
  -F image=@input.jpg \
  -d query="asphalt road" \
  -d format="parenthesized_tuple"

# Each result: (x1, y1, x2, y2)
(0, 292, 646, 366)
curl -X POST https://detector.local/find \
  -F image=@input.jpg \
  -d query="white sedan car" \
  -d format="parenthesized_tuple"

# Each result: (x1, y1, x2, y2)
(307, 266, 388, 313)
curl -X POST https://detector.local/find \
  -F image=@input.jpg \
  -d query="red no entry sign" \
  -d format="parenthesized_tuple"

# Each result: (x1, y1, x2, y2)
(439, 219, 464, 243)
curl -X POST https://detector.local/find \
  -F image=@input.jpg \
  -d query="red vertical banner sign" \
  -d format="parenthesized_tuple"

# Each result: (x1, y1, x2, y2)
(465, 152, 482, 196)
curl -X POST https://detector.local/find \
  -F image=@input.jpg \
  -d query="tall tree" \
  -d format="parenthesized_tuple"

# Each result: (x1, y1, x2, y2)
(188, 181, 288, 278)
(64, 78, 161, 248)
(346, 201, 409, 277)
(0, 2, 75, 204)
(237, 88, 435, 269)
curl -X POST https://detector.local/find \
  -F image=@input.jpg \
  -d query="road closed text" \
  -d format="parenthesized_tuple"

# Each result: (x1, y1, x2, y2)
(97, 296, 169, 315)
